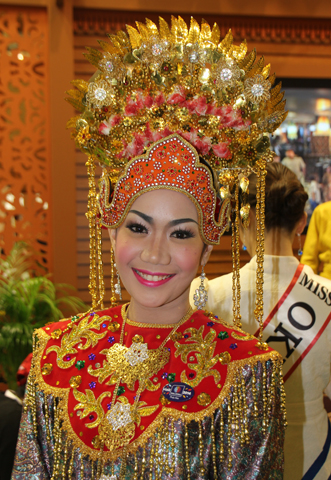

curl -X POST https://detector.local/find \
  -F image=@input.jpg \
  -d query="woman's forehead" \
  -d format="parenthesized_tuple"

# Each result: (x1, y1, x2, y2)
(129, 189, 199, 220)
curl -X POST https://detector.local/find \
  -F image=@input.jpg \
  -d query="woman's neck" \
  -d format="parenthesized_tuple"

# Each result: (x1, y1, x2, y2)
(264, 228, 295, 256)
(127, 294, 192, 325)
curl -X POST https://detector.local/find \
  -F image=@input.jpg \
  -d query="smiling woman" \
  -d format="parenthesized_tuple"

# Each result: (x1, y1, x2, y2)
(13, 16, 287, 480)
(109, 190, 212, 319)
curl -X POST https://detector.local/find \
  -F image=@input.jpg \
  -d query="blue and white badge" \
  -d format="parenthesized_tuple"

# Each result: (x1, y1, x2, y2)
(162, 382, 195, 403)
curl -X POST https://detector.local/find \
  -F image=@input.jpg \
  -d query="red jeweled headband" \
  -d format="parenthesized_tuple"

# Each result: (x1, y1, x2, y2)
(98, 134, 230, 244)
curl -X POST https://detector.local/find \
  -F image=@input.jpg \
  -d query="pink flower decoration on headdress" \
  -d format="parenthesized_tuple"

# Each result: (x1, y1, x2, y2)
(99, 121, 111, 135)
(212, 143, 231, 158)
(167, 86, 186, 105)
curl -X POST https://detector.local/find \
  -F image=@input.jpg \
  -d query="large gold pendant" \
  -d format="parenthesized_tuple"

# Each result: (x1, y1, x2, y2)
(99, 401, 136, 451)
(88, 343, 170, 390)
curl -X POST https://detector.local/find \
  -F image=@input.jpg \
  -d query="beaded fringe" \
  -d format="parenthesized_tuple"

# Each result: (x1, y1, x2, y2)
(26, 359, 286, 480)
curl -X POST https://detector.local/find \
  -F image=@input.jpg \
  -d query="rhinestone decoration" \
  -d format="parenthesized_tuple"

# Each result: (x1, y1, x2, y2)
(117, 386, 125, 396)
(91, 435, 101, 449)
(132, 334, 144, 343)
(159, 394, 171, 406)
(89, 381, 97, 389)
(218, 331, 229, 340)
(124, 343, 149, 366)
(51, 329, 62, 340)
(41, 363, 53, 376)
(107, 403, 132, 431)
(230, 343, 238, 350)
(107, 336, 115, 344)
(108, 322, 120, 332)
(206, 321, 214, 327)
(167, 373, 176, 383)
(171, 331, 183, 341)
(218, 351, 232, 365)
(75, 360, 85, 370)
(197, 392, 211, 406)
(88, 353, 96, 361)
(69, 375, 82, 388)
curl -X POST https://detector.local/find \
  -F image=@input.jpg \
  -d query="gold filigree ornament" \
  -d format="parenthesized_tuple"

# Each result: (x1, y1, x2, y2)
(86, 79, 114, 109)
(46, 314, 109, 369)
(88, 343, 170, 391)
(175, 325, 221, 387)
(244, 74, 271, 104)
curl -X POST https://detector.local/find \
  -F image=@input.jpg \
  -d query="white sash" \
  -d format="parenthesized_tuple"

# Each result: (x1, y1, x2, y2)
(253, 264, 331, 382)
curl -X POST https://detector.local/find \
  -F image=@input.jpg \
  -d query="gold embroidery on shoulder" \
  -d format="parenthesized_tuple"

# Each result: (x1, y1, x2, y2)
(46, 314, 109, 368)
(175, 326, 220, 387)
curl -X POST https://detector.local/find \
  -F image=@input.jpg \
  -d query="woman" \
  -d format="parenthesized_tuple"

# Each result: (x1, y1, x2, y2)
(13, 17, 287, 479)
(193, 163, 331, 480)
(301, 200, 331, 280)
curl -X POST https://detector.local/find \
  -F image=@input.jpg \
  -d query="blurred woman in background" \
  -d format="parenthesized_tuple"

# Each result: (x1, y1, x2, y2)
(192, 162, 331, 480)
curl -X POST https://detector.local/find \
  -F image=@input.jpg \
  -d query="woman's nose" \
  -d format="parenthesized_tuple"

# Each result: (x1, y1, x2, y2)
(140, 235, 171, 265)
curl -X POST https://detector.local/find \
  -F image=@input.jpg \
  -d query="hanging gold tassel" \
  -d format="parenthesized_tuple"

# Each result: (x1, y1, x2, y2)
(96, 218, 105, 309)
(110, 247, 118, 307)
(254, 161, 268, 349)
(86, 155, 99, 309)
(231, 178, 242, 328)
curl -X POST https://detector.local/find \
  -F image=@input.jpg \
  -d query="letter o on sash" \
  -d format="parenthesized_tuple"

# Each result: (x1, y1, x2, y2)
(288, 302, 316, 330)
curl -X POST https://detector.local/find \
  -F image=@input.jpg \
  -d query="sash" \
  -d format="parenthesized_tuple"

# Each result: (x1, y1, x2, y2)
(302, 420, 331, 480)
(253, 264, 331, 383)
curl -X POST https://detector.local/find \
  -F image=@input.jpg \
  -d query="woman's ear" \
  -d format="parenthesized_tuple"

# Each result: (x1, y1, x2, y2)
(201, 245, 213, 266)
(108, 228, 117, 250)
(296, 212, 307, 235)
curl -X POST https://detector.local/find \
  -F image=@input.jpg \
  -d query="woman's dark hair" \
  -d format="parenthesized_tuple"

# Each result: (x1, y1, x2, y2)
(247, 162, 308, 233)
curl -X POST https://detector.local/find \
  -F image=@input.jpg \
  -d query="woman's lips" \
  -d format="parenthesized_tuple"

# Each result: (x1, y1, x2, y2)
(132, 268, 175, 287)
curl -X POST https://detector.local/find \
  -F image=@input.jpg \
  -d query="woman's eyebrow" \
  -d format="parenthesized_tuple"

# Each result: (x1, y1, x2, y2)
(128, 210, 153, 224)
(169, 218, 198, 227)
(128, 211, 198, 227)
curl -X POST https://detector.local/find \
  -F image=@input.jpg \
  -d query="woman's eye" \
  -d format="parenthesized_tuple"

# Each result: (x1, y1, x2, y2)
(171, 229, 195, 239)
(126, 222, 148, 234)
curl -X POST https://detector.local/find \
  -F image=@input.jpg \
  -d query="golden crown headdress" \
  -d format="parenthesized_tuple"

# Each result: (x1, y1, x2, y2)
(66, 16, 287, 347)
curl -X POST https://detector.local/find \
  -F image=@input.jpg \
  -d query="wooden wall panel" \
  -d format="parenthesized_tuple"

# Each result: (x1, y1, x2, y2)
(0, 6, 52, 270)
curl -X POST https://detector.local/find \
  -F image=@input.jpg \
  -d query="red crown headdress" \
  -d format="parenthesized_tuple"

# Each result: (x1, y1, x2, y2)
(98, 134, 230, 244)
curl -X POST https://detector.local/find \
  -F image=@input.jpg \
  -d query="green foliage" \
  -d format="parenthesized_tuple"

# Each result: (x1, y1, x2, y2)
(0, 242, 87, 389)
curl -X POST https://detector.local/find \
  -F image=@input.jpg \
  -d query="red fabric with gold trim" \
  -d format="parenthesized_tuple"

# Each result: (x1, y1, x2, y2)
(98, 134, 230, 244)
(38, 306, 275, 456)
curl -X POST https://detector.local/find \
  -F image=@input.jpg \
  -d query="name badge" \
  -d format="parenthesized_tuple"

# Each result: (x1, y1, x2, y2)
(162, 382, 195, 402)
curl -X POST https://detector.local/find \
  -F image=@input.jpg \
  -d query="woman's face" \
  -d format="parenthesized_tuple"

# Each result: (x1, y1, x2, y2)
(109, 189, 212, 310)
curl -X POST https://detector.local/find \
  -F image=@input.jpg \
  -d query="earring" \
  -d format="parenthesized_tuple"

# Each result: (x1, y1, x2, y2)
(114, 263, 122, 300)
(297, 233, 303, 256)
(193, 265, 208, 310)
(242, 230, 247, 251)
